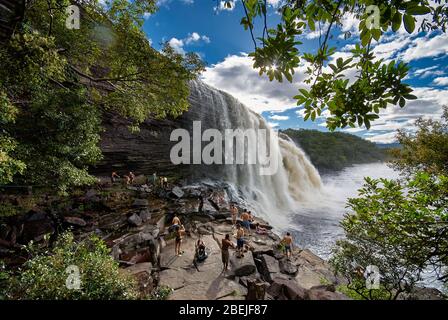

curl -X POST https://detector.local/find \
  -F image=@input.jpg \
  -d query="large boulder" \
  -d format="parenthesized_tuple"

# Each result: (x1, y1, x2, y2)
(21, 212, 55, 243)
(230, 251, 257, 277)
(63, 216, 87, 227)
(257, 254, 280, 282)
(207, 189, 230, 211)
(279, 257, 298, 275)
(399, 287, 447, 300)
(171, 186, 185, 199)
(267, 277, 307, 300)
(139, 209, 152, 222)
(128, 213, 143, 227)
(132, 199, 149, 207)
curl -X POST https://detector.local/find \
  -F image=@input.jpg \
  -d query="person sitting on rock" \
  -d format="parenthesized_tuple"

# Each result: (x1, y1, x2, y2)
(111, 171, 120, 184)
(195, 239, 208, 263)
(236, 224, 245, 258)
(221, 234, 235, 272)
(255, 223, 268, 235)
(281, 232, 293, 259)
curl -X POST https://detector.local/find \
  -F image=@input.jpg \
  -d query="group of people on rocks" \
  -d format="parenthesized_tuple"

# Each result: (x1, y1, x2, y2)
(110, 171, 135, 185)
(110, 171, 169, 189)
(148, 172, 168, 189)
(169, 203, 294, 274)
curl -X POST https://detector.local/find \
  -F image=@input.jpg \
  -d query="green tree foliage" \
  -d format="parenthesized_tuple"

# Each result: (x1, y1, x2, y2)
(331, 173, 448, 299)
(390, 106, 448, 176)
(283, 128, 386, 171)
(6, 232, 138, 300)
(0, 0, 204, 190)
(230, 0, 448, 129)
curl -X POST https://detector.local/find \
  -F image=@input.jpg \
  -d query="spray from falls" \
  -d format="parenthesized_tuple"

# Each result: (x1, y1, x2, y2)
(187, 80, 322, 227)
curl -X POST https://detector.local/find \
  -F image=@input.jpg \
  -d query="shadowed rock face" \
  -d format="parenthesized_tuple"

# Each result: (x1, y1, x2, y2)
(89, 80, 231, 179)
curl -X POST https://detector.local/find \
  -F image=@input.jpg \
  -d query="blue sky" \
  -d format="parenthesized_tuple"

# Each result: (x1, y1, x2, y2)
(143, 0, 448, 144)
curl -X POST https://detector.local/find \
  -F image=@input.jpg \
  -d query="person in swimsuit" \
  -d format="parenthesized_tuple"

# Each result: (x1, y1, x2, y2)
(175, 225, 185, 256)
(221, 234, 235, 272)
(230, 204, 238, 227)
(236, 224, 245, 258)
(240, 210, 251, 236)
(281, 232, 293, 258)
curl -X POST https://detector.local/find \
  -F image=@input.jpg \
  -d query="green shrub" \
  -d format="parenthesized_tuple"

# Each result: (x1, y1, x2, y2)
(8, 232, 138, 300)
(150, 285, 173, 300)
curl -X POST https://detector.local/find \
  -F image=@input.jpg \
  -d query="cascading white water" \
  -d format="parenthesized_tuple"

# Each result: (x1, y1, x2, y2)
(187, 80, 322, 227)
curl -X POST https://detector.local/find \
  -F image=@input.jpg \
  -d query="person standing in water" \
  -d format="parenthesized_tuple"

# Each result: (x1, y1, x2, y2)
(281, 232, 293, 258)
(221, 234, 235, 272)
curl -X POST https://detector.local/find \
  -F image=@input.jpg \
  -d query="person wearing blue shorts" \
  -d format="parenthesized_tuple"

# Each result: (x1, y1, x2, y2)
(236, 224, 245, 258)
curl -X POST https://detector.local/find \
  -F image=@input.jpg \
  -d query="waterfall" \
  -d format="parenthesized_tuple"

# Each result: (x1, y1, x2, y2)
(185, 80, 322, 227)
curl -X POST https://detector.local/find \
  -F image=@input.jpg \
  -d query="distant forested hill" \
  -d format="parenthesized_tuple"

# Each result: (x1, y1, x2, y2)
(282, 129, 388, 172)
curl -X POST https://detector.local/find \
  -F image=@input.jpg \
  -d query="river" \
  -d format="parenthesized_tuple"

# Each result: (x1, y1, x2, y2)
(277, 162, 443, 291)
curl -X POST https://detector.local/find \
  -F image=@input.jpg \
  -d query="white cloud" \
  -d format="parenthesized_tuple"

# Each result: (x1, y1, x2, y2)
(201, 53, 309, 113)
(338, 12, 360, 39)
(412, 65, 445, 79)
(181, 0, 194, 4)
(168, 37, 185, 54)
(302, 22, 329, 40)
(168, 32, 210, 54)
(365, 132, 398, 144)
(270, 115, 289, 121)
(214, 1, 236, 12)
(433, 77, 448, 86)
(399, 33, 448, 62)
(268, 122, 279, 128)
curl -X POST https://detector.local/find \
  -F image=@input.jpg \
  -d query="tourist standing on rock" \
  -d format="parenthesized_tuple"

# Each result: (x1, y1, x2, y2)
(230, 204, 238, 227)
(221, 234, 235, 272)
(111, 171, 120, 184)
(128, 171, 135, 184)
(236, 224, 245, 258)
(240, 210, 251, 236)
(175, 225, 185, 256)
(152, 172, 157, 185)
(281, 232, 293, 258)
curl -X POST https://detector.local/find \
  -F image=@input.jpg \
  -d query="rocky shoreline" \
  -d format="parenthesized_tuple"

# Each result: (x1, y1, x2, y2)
(1, 179, 444, 300)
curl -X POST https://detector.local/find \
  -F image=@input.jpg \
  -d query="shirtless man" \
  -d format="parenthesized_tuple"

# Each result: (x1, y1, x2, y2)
(221, 234, 235, 272)
(240, 210, 251, 236)
(236, 224, 245, 258)
(128, 171, 135, 184)
(111, 171, 120, 184)
(281, 232, 293, 258)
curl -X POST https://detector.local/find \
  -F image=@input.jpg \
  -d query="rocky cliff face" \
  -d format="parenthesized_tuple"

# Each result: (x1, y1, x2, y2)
(89, 81, 234, 179)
